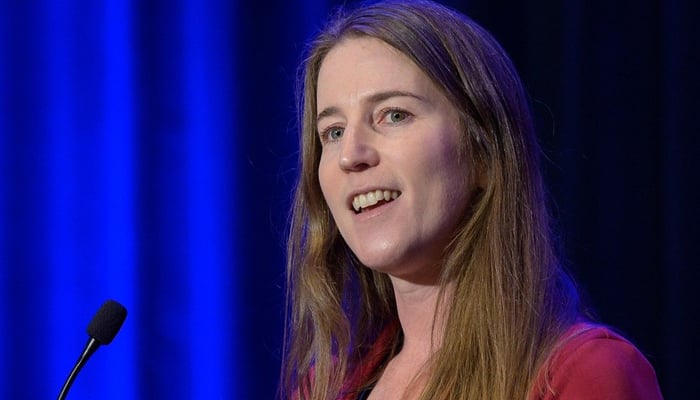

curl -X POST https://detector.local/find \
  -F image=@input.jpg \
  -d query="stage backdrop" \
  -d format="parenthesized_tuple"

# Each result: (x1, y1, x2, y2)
(0, 0, 697, 398)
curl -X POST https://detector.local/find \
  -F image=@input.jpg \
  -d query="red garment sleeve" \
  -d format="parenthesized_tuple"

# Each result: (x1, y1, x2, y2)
(534, 325, 663, 400)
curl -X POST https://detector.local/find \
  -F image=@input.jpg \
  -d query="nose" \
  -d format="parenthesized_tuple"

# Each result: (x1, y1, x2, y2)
(338, 124, 379, 172)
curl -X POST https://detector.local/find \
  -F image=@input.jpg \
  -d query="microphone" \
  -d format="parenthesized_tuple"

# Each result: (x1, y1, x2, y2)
(57, 299, 128, 400)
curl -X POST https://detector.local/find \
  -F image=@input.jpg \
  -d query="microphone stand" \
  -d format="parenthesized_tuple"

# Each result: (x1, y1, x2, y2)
(57, 337, 100, 400)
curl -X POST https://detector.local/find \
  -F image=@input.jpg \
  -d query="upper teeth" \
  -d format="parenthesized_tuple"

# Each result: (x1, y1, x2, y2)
(352, 190, 399, 212)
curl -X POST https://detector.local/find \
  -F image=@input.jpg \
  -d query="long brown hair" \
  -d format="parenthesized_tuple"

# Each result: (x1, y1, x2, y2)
(281, 1, 580, 399)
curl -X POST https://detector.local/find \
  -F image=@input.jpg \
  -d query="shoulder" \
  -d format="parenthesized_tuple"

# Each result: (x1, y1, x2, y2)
(530, 322, 663, 400)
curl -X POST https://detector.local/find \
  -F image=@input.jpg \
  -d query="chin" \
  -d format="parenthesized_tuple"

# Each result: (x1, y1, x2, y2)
(356, 256, 400, 272)
(354, 249, 441, 283)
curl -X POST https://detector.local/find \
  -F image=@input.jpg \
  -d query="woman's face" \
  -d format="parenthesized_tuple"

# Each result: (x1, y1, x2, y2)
(316, 37, 473, 283)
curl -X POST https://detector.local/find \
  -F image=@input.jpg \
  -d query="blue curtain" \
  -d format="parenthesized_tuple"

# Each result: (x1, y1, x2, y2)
(0, 0, 697, 398)
(0, 0, 326, 398)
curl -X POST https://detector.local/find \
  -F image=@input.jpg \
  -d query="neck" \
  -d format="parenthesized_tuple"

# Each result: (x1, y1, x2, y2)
(389, 276, 448, 359)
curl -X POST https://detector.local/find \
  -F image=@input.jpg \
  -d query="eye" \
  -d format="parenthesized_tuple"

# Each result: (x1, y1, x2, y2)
(320, 126, 344, 143)
(380, 108, 411, 124)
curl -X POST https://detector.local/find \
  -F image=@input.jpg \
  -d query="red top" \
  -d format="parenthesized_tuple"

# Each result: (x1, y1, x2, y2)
(528, 323, 663, 399)
(341, 322, 663, 400)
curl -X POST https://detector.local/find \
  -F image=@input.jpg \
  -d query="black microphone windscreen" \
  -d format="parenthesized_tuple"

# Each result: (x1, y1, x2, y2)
(86, 300, 127, 345)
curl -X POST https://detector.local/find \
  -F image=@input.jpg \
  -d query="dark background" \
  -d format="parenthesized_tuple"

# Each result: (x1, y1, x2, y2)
(0, 0, 697, 398)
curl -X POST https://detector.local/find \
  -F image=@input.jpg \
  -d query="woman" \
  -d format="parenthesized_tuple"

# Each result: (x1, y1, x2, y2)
(281, 1, 663, 399)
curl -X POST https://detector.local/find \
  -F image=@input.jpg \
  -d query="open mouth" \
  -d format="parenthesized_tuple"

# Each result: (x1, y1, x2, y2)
(352, 189, 401, 214)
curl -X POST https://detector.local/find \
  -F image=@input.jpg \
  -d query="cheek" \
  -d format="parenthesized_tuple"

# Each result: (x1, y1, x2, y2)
(444, 165, 474, 223)
(317, 155, 336, 209)
(426, 142, 473, 213)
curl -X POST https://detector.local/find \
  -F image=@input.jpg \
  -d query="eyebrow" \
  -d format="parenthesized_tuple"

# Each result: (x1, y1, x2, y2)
(316, 90, 427, 122)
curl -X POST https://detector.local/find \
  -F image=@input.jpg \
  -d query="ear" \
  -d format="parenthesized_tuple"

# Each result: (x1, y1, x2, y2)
(470, 152, 489, 192)
(473, 171, 488, 201)
(461, 122, 489, 191)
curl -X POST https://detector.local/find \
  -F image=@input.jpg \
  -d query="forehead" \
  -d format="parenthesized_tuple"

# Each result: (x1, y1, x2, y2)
(316, 37, 436, 109)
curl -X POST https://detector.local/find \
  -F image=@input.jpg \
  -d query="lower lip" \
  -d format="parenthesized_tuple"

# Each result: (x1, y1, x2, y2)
(353, 198, 398, 221)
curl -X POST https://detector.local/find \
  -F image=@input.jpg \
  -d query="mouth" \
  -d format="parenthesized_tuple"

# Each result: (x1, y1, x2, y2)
(351, 189, 401, 214)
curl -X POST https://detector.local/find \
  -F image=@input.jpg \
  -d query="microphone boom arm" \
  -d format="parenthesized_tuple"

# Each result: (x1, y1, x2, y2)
(57, 337, 100, 400)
